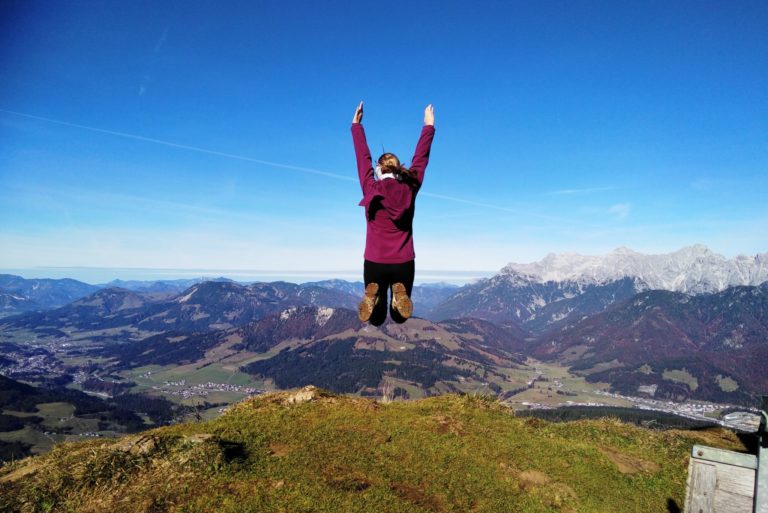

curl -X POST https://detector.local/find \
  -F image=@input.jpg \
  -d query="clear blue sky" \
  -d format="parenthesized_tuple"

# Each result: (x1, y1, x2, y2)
(1, 1, 766, 283)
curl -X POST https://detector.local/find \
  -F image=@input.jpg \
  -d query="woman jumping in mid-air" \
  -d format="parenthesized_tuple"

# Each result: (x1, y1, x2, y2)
(351, 101, 436, 325)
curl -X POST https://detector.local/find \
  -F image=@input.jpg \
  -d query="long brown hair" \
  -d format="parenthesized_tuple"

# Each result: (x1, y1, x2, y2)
(377, 153, 417, 183)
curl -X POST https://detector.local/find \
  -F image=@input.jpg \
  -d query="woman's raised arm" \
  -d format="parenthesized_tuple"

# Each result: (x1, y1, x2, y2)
(351, 101, 374, 194)
(410, 104, 436, 185)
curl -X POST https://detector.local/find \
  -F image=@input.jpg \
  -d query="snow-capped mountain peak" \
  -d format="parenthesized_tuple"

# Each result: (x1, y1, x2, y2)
(500, 245, 768, 294)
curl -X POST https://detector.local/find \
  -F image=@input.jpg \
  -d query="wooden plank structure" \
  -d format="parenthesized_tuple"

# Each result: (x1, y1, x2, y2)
(684, 396, 767, 513)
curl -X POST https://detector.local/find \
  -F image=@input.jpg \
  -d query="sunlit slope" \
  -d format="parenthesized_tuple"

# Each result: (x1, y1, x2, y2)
(0, 387, 748, 513)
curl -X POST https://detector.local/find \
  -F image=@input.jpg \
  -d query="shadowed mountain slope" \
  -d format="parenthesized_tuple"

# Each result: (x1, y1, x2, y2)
(96, 306, 528, 398)
(431, 274, 640, 336)
(534, 285, 768, 405)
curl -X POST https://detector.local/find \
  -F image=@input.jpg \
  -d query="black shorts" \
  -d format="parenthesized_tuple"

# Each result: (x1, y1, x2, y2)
(363, 259, 415, 325)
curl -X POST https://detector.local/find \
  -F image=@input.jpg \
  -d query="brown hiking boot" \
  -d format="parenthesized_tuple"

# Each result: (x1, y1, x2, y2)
(390, 282, 413, 319)
(358, 283, 380, 322)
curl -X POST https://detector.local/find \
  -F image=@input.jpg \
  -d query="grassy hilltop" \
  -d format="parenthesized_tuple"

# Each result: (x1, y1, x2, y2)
(0, 387, 749, 513)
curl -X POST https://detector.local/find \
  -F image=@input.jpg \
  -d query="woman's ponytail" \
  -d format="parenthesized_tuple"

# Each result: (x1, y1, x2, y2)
(395, 164, 417, 183)
(377, 153, 418, 185)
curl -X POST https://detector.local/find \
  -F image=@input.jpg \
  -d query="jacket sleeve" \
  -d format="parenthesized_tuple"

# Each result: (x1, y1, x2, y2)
(352, 123, 375, 197)
(410, 125, 435, 185)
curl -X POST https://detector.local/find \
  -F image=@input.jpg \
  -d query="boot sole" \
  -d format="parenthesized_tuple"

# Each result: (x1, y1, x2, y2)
(391, 282, 413, 319)
(358, 283, 380, 322)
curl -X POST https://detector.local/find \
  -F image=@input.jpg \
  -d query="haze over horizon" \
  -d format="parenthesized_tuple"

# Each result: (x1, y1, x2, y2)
(1, 243, 765, 285)
(1, 1, 766, 277)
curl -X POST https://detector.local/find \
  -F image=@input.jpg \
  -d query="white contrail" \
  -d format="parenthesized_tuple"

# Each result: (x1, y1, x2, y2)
(0, 108, 356, 182)
(0, 108, 578, 223)
(547, 186, 618, 195)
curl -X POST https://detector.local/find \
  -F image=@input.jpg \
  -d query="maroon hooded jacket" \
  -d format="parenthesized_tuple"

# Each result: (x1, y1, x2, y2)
(352, 122, 435, 264)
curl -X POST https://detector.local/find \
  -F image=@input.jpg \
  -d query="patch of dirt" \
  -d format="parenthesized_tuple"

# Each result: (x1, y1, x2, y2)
(322, 465, 371, 492)
(233, 386, 339, 411)
(518, 469, 552, 489)
(598, 447, 659, 474)
(0, 461, 40, 483)
(517, 470, 578, 511)
(267, 442, 290, 457)
(522, 417, 547, 429)
(544, 482, 578, 511)
(115, 434, 161, 456)
(281, 385, 334, 405)
(431, 415, 465, 436)
(390, 481, 445, 511)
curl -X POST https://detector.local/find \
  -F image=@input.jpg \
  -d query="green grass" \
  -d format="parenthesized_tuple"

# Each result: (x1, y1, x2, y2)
(159, 364, 244, 385)
(57, 354, 113, 366)
(32, 403, 75, 420)
(0, 426, 57, 455)
(180, 391, 247, 405)
(662, 369, 698, 391)
(577, 359, 625, 375)
(715, 374, 739, 392)
(504, 361, 632, 409)
(381, 377, 426, 400)
(125, 362, 265, 390)
(119, 362, 274, 411)
(2, 403, 76, 454)
(1, 401, 125, 456)
(0, 387, 749, 513)
(637, 365, 653, 375)
(31, 403, 105, 436)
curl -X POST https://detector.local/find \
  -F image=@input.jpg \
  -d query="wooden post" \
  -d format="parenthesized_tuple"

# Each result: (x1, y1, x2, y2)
(684, 395, 767, 513)
(688, 461, 716, 513)
(685, 445, 757, 513)
(754, 396, 767, 513)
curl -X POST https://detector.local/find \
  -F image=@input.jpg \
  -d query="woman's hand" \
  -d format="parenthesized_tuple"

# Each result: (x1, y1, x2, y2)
(424, 104, 434, 126)
(352, 101, 364, 124)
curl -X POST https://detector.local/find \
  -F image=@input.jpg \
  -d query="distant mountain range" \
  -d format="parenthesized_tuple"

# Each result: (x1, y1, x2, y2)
(0, 274, 458, 318)
(0, 275, 100, 316)
(1, 245, 766, 405)
(100, 277, 235, 297)
(430, 245, 768, 334)
(431, 274, 641, 334)
(499, 245, 768, 293)
(0, 281, 359, 336)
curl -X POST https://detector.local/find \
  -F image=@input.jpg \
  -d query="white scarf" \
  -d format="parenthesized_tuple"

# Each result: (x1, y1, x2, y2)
(375, 165, 396, 181)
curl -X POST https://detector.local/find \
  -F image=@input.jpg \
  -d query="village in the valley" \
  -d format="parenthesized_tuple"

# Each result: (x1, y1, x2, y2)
(1, 339, 762, 434)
